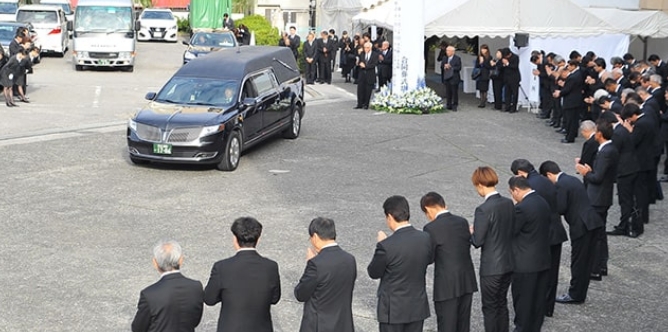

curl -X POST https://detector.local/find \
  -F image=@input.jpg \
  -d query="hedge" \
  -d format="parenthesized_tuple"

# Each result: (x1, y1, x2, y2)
(235, 15, 279, 46)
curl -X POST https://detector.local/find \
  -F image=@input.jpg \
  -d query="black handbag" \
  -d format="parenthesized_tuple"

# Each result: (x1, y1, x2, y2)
(471, 67, 481, 80)
(490, 67, 500, 78)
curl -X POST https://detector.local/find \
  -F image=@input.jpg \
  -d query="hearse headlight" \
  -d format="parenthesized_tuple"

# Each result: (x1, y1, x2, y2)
(128, 119, 137, 131)
(200, 124, 223, 137)
(184, 51, 196, 60)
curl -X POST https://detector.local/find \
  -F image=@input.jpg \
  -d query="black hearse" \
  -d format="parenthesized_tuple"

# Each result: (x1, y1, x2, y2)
(127, 46, 305, 171)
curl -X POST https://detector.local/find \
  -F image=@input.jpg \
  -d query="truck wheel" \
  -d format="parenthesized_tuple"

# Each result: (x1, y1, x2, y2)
(216, 131, 241, 171)
(124, 66, 134, 73)
(75, 65, 83, 71)
(283, 104, 302, 139)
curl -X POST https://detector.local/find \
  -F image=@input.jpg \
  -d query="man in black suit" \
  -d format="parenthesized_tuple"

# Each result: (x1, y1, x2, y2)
(368, 195, 431, 332)
(598, 95, 623, 114)
(204, 217, 281, 332)
(637, 87, 661, 125)
(621, 103, 658, 227)
(355, 42, 378, 110)
(507, 176, 551, 332)
(539, 161, 603, 304)
(510, 159, 568, 318)
(501, 48, 520, 113)
(303, 32, 317, 85)
(132, 240, 204, 332)
(554, 60, 585, 143)
(316, 30, 334, 84)
(600, 112, 641, 238)
(278, 26, 300, 60)
(576, 121, 619, 280)
(421, 192, 478, 332)
(441, 46, 462, 111)
(469, 166, 514, 332)
(648, 54, 668, 85)
(577, 120, 599, 188)
(295, 217, 356, 332)
(377, 41, 393, 88)
(647, 74, 666, 112)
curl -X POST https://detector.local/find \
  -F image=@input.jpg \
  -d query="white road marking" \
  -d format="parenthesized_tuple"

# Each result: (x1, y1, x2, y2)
(93, 86, 102, 108)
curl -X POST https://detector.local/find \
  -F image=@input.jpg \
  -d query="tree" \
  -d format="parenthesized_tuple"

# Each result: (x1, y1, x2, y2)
(232, 0, 254, 16)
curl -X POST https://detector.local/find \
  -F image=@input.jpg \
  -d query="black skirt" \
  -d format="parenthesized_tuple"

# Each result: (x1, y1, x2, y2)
(476, 79, 490, 92)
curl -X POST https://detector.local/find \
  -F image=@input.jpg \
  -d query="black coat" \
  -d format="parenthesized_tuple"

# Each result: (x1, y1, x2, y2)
(423, 212, 478, 302)
(367, 226, 431, 324)
(0, 55, 21, 87)
(475, 55, 493, 81)
(295, 245, 356, 332)
(131, 272, 204, 332)
(204, 250, 281, 332)
(555, 173, 604, 240)
(513, 192, 552, 273)
(302, 40, 317, 60)
(612, 123, 640, 177)
(378, 48, 392, 78)
(8, 39, 22, 57)
(502, 53, 521, 84)
(315, 38, 335, 62)
(584, 142, 620, 208)
(470, 193, 515, 276)
(526, 170, 568, 245)
(630, 113, 658, 172)
(358, 51, 378, 86)
(561, 69, 585, 109)
(440, 54, 462, 85)
(580, 135, 599, 170)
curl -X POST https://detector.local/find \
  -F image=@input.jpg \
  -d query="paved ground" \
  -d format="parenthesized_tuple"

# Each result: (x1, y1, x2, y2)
(1, 41, 667, 332)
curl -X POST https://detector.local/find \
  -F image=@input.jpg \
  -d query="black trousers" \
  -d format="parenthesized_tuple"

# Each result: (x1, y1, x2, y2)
(591, 206, 609, 275)
(480, 273, 512, 332)
(569, 229, 596, 301)
(318, 57, 332, 83)
(664, 141, 668, 175)
(563, 107, 580, 142)
(551, 98, 563, 127)
(492, 79, 504, 109)
(539, 86, 552, 117)
(357, 74, 374, 108)
(305, 60, 317, 84)
(615, 173, 638, 232)
(435, 293, 473, 332)
(512, 270, 549, 332)
(379, 320, 424, 332)
(635, 170, 652, 225)
(545, 243, 562, 316)
(444, 80, 459, 107)
(503, 81, 519, 111)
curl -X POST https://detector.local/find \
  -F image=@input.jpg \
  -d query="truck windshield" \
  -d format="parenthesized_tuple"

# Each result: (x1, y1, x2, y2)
(0, 3, 17, 14)
(74, 6, 132, 32)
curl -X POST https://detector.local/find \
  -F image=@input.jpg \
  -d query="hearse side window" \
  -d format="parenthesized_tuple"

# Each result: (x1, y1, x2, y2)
(241, 80, 257, 100)
(250, 72, 276, 96)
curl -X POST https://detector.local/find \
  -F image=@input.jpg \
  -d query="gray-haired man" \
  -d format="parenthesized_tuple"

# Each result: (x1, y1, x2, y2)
(132, 240, 204, 332)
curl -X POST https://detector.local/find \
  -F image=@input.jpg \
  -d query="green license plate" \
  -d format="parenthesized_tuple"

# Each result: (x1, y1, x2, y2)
(98, 59, 109, 65)
(153, 143, 172, 155)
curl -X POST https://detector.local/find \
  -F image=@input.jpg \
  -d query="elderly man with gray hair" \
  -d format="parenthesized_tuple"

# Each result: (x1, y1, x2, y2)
(132, 240, 204, 332)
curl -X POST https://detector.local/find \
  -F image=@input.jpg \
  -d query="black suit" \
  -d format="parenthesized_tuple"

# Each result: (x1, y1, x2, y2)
(555, 173, 603, 301)
(511, 192, 551, 332)
(441, 54, 462, 109)
(316, 38, 335, 83)
(650, 86, 666, 112)
(471, 193, 514, 332)
(612, 123, 641, 233)
(132, 272, 204, 332)
(204, 250, 281, 332)
(368, 225, 431, 332)
(503, 54, 521, 112)
(579, 134, 599, 188)
(583, 142, 619, 276)
(303, 40, 317, 84)
(525, 170, 567, 316)
(378, 48, 393, 87)
(357, 51, 378, 108)
(424, 212, 478, 332)
(561, 69, 585, 142)
(629, 113, 658, 225)
(295, 245, 356, 332)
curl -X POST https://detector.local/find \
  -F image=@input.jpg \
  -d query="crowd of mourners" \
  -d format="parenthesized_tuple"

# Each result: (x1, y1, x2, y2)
(0, 26, 40, 107)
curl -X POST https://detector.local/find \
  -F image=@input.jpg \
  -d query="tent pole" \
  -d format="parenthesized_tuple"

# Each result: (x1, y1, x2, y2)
(640, 36, 648, 60)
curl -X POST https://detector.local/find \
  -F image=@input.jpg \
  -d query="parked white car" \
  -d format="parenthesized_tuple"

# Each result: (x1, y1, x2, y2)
(137, 8, 177, 43)
(40, 0, 74, 22)
(15, 5, 69, 56)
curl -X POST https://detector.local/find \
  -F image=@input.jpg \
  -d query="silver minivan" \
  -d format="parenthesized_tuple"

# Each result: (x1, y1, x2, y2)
(16, 5, 69, 56)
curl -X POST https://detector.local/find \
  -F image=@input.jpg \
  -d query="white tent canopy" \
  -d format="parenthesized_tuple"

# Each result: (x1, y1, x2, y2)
(425, 0, 618, 38)
(352, 0, 468, 31)
(586, 7, 668, 38)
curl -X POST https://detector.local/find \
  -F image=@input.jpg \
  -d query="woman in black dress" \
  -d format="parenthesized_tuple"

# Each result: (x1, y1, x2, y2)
(14, 46, 39, 103)
(475, 44, 493, 108)
(340, 32, 355, 82)
(1, 50, 26, 107)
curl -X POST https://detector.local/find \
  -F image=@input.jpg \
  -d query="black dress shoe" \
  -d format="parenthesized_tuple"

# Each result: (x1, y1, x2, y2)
(552, 123, 561, 128)
(452, 107, 458, 112)
(363, 105, 368, 109)
(545, 312, 553, 318)
(353, 106, 362, 109)
(600, 268, 608, 276)
(607, 228, 626, 236)
(627, 230, 641, 238)
(555, 294, 584, 304)
(589, 273, 602, 281)
(561, 139, 574, 144)
(446, 106, 453, 110)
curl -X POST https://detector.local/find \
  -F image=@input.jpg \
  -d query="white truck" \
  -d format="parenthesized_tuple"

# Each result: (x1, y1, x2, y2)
(72, 0, 138, 72)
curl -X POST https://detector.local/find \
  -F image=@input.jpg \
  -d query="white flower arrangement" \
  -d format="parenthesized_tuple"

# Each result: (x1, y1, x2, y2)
(371, 84, 444, 114)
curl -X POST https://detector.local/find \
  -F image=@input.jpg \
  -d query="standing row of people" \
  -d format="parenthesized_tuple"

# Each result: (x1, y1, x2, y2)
(0, 27, 40, 107)
(467, 45, 521, 113)
(132, 160, 621, 332)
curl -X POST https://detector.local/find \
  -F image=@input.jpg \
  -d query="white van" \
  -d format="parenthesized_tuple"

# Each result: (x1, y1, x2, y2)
(16, 5, 69, 56)
(39, 0, 74, 22)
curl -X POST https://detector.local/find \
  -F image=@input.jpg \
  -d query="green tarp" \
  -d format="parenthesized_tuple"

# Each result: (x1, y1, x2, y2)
(190, 0, 231, 29)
